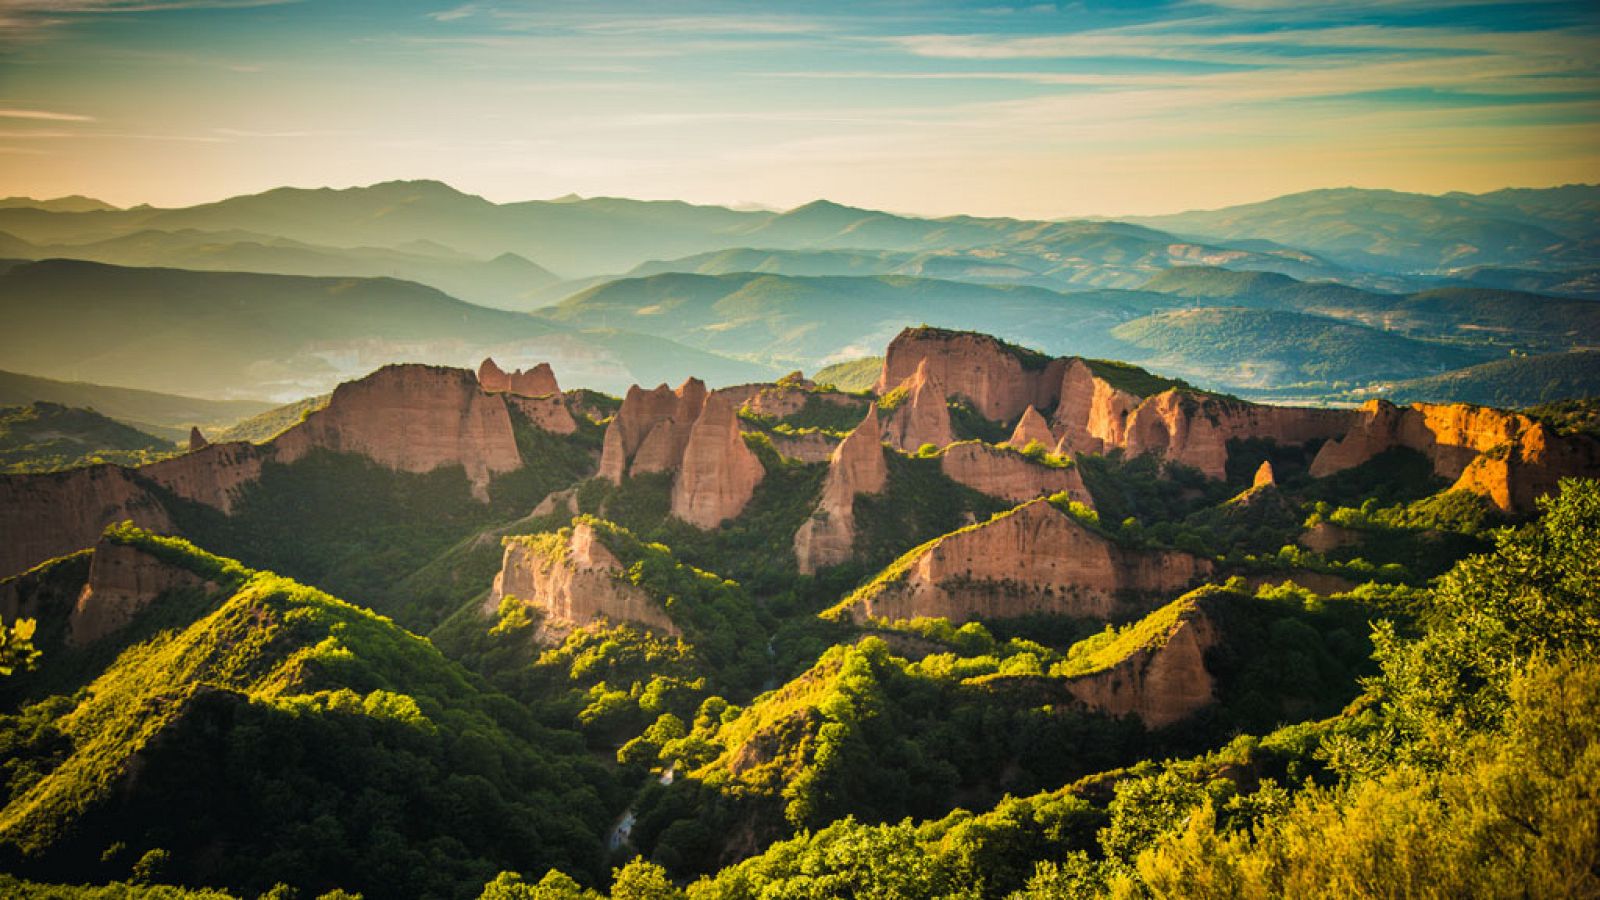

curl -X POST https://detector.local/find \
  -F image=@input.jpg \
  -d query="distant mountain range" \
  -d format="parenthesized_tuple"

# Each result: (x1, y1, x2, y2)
(0, 180, 1594, 407)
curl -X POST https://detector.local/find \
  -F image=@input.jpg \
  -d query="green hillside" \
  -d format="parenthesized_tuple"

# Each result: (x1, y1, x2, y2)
(1109, 307, 1493, 389)
(0, 402, 174, 473)
(1359, 350, 1600, 407)
(1142, 266, 1600, 354)
(813, 357, 882, 392)
(0, 525, 618, 897)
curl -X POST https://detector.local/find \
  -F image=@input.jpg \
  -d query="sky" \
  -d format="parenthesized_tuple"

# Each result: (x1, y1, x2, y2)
(0, 0, 1596, 218)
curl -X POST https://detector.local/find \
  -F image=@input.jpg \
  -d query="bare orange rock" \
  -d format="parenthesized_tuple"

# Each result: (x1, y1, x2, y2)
(509, 363, 560, 397)
(937, 442, 1093, 507)
(506, 393, 577, 435)
(1310, 399, 1600, 512)
(672, 393, 766, 528)
(876, 328, 1063, 422)
(486, 523, 677, 643)
(479, 357, 561, 397)
(597, 379, 708, 482)
(882, 360, 954, 451)
(1253, 460, 1276, 489)
(0, 466, 174, 580)
(1123, 390, 1351, 480)
(834, 499, 1210, 624)
(274, 364, 523, 501)
(69, 536, 216, 646)
(141, 441, 265, 513)
(1061, 598, 1220, 728)
(1005, 405, 1057, 450)
(1051, 359, 1141, 455)
(188, 427, 208, 452)
(477, 357, 511, 392)
(795, 404, 887, 573)
(1298, 521, 1360, 554)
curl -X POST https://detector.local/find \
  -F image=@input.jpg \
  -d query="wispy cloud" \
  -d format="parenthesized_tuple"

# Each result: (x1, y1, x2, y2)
(0, 108, 94, 121)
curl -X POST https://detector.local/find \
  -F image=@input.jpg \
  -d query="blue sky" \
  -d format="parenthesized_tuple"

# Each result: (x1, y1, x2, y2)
(0, 0, 1596, 216)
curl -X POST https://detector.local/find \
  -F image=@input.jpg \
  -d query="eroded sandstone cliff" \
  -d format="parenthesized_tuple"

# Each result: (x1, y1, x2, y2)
(833, 498, 1210, 624)
(487, 522, 676, 642)
(671, 393, 766, 528)
(69, 535, 217, 646)
(794, 404, 888, 574)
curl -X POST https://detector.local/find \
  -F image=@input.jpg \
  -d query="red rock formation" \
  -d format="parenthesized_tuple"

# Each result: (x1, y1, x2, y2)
(1121, 390, 1350, 479)
(937, 442, 1093, 507)
(1004, 405, 1056, 450)
(188, 427, 208, 452)
(836, 499, 1210, 624)
(671, 393, 766, 528)
(506, 394, 578, 435)
(510, 363, 560, 397)
(486, 523, 677, 642)
(141, 441, 265, 513)
(70, 536, 216, 646)
(1253, 461, 1276, 489)
(1051, 359, 1141, 455)
(795, 404, 888, 573)
(480, 358, 561, 397)
(274, 364, 523, 501)
(597, 379, 708, 482)
(881, 360, 954, 452)
(1061, 599, 1220, 728)
(0, 466, 174, 580)
(477, 357, 511, 392)
(876, 328, 1063, 422)
(1309, 399, 1600, 512)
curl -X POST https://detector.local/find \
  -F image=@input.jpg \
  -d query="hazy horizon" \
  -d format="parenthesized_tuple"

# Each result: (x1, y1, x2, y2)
(2, 0, 1596, 218)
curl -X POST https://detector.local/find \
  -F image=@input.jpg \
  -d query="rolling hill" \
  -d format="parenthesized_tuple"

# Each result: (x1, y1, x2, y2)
(0, 227, 559, 310)
(0, 369, 275, 440)
(1133, 185, 1600, 272)
(1355, 350, 1600, 408)
(1109, 307, 1495, 389)
(537, 271, 1167, 369)
(0, 402, 174, 473)
(0, 260, 772, 399)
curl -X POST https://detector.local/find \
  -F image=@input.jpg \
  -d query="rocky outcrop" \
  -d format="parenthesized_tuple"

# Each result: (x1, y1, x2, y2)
(671, 393, 766, 528)
(876, 328, 1063, 422)
(597, 379, 708, 482)
(274, 364, 523, 501)
(506, 394, 577, 435)
(478, 358, 560, 396)
(1309, 399, 1600, 512)
(487, 523, 676, 642)
(881, 360, 954, 452)
(141, 441, 266, 513)
(1004, 405, 1056, 450)
(834, 499, 1210, 624)
(1298, 521, 1360, 554)
(795, 405, 888, 574)
(1123, 391, 1351, 480)
(70, 536, 215, 646)
(0, 466, 173, 580)
(1061, 599, 1220, 728)
(938, 442, 1093, 507)
(1052, 359, 1142, 455)
(188, 427, 208, 451)
(1252, 461, 1276, 489)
